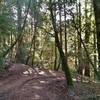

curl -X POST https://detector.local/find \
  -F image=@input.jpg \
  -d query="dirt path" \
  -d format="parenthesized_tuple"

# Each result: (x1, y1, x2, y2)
(0, 70, 80, 100)
(0, 70, 100, 100)
(0, 69, 99, 100)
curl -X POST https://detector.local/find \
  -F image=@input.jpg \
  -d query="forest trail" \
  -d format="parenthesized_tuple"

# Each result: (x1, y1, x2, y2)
(0, 68, 100, 100)
(0, 69, 78, 100)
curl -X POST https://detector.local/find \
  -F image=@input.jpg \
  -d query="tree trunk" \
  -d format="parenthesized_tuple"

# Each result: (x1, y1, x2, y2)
(54, 44, 57, 70)
(31, 26, 36, 66)
(64, 0, 68, 62)
(77, 1, 83, 76)
(49, 0, 73, 86)
(15, 0, 24, 63)
(93, 0, 100, 72)
(15, 0, 31, 63)
(84, 0, 90, 77)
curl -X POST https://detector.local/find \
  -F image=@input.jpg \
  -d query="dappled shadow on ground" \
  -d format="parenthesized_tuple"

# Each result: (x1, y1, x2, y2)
(0, 68, 79, 100)
(0, 67, 100, 100)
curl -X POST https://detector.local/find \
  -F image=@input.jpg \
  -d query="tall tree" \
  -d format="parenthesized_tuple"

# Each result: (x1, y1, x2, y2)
(84, 0, 90, 77)
(15, 0, 23, 63)
(15, 0, 31, 63)
(93, 0, 100, 74)
(49, 0, 73, 86)
(77, 1, 83, 76)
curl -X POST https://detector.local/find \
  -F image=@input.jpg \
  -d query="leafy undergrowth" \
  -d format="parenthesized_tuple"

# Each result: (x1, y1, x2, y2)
(0, 67, 100, 100)
(73, 81, 100, 100)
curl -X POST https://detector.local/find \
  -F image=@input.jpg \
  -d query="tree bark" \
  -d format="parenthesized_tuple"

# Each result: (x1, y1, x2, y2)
(49, 0, 73, 86)
(15, 0, 31, 63)
(84, 0, 90, 77)
(93, 0, 100, 72)
(77, 1, 83, 76)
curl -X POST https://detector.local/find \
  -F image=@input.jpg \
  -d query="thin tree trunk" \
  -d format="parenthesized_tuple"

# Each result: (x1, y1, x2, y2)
(93, 31, 97, 78)
(54, 44, 57, 70)
(57, 0, 62, 70)
(84, 0, 90, 77)
(53, 4, 57, 70)
(74, 31, 78, 70)
(31, 1, 38, 66)
(77, 1, 83, 76)
(31, 26, 36, 66)
(49, 0, 73, 86)
(64, 0, 68, 60)
(26, 28, 34, 65)
(15, 0, 23, 63)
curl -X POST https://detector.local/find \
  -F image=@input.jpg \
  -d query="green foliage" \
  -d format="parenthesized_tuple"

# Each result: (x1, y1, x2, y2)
(84, 96, 100, 100)
(0, 15, 11, 34)
(0, 57, 5, 71)
(0, 0, 99, 80)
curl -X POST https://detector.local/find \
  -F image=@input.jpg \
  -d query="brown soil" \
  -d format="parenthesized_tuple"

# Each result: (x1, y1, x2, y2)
(0, 68, 100, 100)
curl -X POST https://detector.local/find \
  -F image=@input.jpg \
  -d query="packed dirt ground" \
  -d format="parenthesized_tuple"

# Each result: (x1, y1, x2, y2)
(0, 65, 100, 100)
